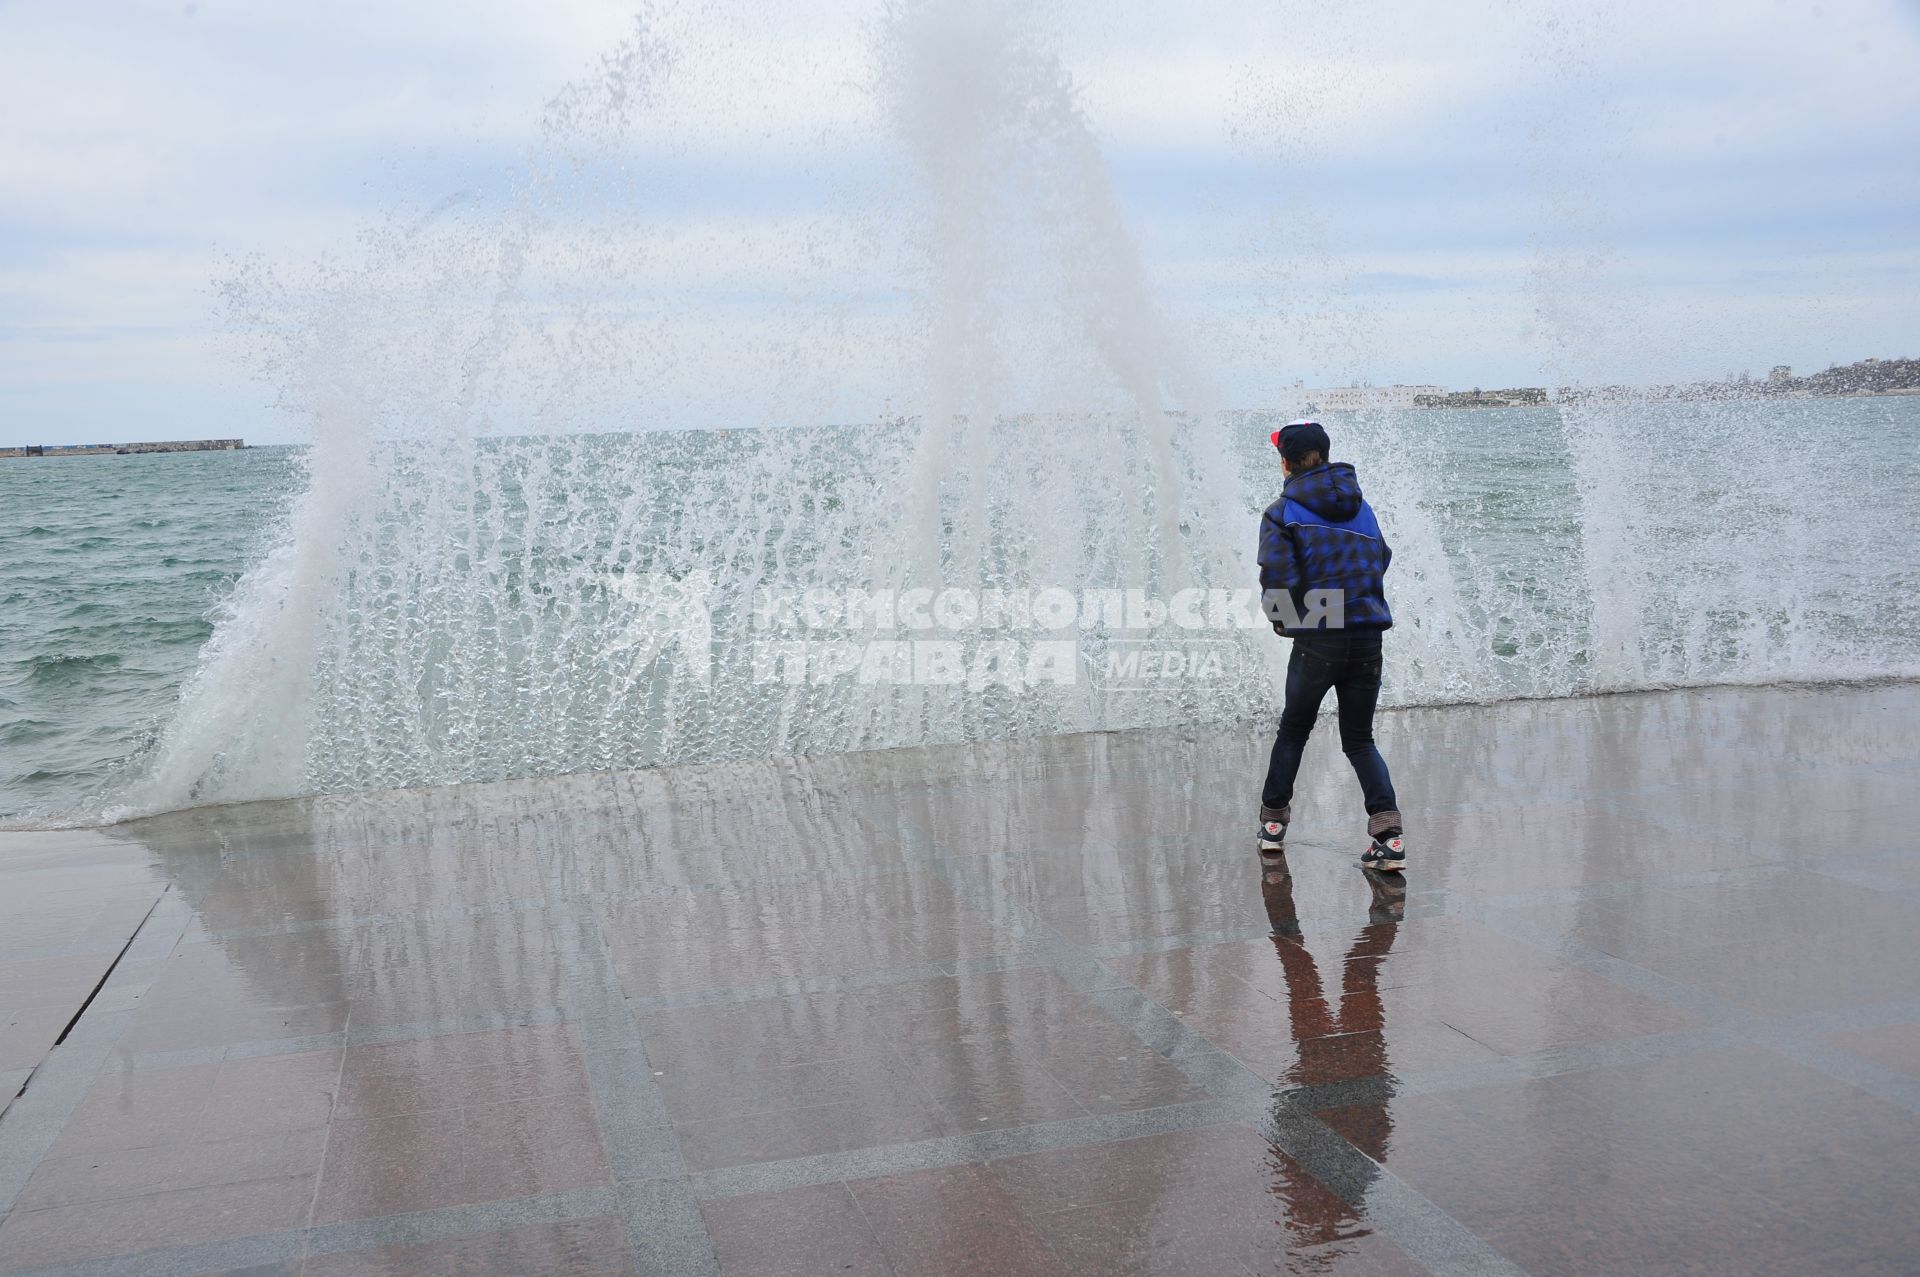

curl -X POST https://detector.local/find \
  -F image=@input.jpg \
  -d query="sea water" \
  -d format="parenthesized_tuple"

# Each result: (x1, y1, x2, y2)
(2, 397, 1915, 826)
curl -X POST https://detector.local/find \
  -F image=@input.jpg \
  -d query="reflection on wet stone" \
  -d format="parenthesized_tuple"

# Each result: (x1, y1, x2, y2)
(0, 684, 1914, 1272)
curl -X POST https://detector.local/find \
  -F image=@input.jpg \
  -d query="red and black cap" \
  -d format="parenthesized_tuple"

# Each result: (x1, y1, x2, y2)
(1270, 419, 1329, 462)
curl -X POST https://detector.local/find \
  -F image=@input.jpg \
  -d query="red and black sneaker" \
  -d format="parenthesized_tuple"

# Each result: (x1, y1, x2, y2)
(1257, 806, 1288, 853)
(1361, 833, 1406, 873)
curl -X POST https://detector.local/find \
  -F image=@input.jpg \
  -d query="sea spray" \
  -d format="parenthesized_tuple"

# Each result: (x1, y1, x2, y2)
(1510, 5, 1893, 693)
(104, 0, 1271, 819)
(870, 0, 1269, 745)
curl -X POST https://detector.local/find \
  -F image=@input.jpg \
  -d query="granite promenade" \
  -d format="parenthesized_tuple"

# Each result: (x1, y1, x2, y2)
(0, 683, 1915, 1274)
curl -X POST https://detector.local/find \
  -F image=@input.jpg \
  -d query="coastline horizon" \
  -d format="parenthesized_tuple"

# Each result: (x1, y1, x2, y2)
(6, 358, 1916, 456)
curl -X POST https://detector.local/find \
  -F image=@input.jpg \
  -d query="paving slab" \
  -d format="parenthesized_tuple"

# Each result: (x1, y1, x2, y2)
(0, 681, 1916, 1274)
(0, 832, 165, 1109)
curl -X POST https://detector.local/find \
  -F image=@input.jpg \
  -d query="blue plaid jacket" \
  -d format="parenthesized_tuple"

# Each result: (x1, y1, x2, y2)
(1257, 462, 1394, 633)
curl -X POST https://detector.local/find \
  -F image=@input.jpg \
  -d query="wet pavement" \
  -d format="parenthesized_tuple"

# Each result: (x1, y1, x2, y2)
(1, 681, 1917, 1275)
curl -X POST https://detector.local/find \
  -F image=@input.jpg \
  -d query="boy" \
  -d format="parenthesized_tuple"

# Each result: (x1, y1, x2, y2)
(1256, 420, 1407, 871)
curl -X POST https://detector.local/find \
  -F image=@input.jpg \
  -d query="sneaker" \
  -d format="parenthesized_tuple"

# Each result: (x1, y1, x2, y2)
(1257, 807, 1288, 852)
(1361, 833, 1406, 873)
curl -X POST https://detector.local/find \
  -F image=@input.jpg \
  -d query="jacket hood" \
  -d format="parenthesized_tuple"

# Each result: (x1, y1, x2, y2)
(1283, 461, 1364, 521)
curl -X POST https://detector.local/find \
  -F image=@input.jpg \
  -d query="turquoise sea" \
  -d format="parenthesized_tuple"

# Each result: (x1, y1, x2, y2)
(0, 448, 302, 821)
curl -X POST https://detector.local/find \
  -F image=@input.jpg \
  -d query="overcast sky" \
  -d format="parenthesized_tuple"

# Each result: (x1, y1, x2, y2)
(2, 0, 1916, 446)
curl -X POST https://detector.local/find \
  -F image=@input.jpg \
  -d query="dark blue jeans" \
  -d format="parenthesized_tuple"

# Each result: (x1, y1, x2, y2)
(1261, 631, 1398, 815)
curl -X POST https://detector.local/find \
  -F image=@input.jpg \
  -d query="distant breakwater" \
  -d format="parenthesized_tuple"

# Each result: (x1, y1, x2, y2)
(0, 439, 245, 459)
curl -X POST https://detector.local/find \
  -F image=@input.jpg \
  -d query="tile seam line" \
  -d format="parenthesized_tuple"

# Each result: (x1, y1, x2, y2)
(837, 1175, 899, 1277)
(48, 888, 168, 1053)
(0, 893, 198, 1220)
(0, 891, 169, 1118)
(541, 831, 719, 1276)
(300, 997, 355, 1266)
(685, 1099, 1244, 1198)
(1441, 889, 1920, 1117)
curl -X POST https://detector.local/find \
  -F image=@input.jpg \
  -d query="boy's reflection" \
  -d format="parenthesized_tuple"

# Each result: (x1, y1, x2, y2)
(1261, 855, 1405, 1245)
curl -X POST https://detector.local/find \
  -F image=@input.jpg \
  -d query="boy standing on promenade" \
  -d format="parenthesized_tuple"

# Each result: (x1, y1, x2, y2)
(1256, 420, 1408, 871)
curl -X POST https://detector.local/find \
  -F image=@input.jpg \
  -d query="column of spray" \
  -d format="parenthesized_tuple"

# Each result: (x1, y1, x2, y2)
(107, 290, 381, 814)
(876, 0, 1076, 748)
(1521, 5, 1646, 690)
(274, 16, 682, 791)
(110, 13, 683, 817)
(877, 0, 1267, 740)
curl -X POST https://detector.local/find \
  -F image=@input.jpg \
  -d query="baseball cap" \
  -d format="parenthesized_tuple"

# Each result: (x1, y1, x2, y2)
(1270, 419, 1330, 463)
